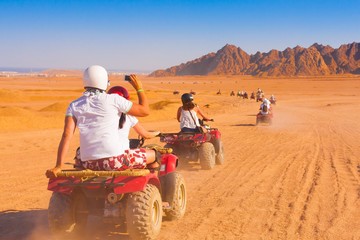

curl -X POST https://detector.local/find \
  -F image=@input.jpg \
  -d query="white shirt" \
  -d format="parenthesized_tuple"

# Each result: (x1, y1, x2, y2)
(263, 99, 271, 106)
(118, 115, 138, 151)
(180, 108, 200, 129)
(260, 102, 270, 115)
(66, 90, 133, 161)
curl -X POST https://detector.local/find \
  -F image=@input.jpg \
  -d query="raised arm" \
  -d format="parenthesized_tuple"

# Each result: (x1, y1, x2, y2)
(126, 74, 150, 117)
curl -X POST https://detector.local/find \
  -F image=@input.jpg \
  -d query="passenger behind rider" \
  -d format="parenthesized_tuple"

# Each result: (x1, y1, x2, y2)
(177, 93, 212, 133)
(46, 65, 159, 178)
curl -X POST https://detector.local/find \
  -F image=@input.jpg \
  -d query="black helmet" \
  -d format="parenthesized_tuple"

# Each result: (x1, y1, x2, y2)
(181, 93, 193, 104)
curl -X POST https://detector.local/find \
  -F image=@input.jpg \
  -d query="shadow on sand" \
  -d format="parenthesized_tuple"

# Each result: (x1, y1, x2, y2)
(0, 209, 136, 240)
(0, 203, 179, 240)
(231, 123, 256, 127)
(0, 209, 49, 240)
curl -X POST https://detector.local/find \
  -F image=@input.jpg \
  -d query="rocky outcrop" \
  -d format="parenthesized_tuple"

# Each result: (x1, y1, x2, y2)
(150, 42, 360, 76)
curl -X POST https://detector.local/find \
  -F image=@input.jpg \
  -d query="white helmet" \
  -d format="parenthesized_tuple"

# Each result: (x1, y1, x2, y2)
(83, 65, 109, 91)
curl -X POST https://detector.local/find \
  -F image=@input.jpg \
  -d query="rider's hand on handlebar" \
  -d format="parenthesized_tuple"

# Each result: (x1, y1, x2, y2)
(150, 131, 161, 138)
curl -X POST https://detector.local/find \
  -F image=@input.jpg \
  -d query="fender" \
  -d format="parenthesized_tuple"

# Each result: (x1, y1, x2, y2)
(159, 153, 178, 176)
(47, 177, 81, 194)
(210, 129, 221, 140)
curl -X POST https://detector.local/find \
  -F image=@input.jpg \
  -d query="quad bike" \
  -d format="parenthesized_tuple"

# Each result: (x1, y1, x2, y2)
(256, 92, 264, 102)
(250, 93, 256, 100)
(46, 138, 186, 240)
(270, 99, 276, 105)
(256, 112, 273, 125)
(159, 119, 224, 170)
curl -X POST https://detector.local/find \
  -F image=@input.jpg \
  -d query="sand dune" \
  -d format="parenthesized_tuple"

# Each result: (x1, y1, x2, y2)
(0, 75, 359, 239)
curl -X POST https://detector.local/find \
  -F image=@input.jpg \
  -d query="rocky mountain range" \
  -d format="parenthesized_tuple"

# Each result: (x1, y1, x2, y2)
(150, 42, 360, 77)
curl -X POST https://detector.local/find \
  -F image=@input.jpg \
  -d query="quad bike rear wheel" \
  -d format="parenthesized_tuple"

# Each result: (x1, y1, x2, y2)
(199, 142, 216, 170)
(214, 138, 225, 165)
(48, 192, 88, 236)
(126, 184, 162, 240)
(163, 172, 187, 220)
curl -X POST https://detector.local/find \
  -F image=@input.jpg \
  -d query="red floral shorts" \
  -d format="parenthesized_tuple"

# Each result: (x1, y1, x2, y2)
(81, 148, 147, 171)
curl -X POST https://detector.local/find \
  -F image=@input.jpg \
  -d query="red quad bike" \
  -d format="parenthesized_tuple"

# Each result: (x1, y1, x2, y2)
(270, 99, 276, 105)
(46, 139, 186, 240)
(160, 119, 225, 170)
(256, 112, 274, 125)
(250, 92, 256, 100)
(256, 92, 264, 102)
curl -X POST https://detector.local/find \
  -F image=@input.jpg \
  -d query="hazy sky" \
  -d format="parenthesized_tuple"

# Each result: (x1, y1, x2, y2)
(0, 0, 359, 72)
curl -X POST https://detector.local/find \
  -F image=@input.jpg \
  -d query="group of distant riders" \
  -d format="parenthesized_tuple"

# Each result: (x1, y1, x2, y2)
(222, 87, 277, 116)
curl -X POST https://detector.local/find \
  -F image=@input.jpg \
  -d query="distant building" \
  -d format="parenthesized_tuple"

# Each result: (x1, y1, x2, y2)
(0, 71, 48, 77)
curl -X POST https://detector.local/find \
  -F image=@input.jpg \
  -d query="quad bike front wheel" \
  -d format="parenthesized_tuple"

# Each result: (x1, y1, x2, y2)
(126, 184, 162, 240)
(199, 142, 216, 170)
(163, 172, 187, 220)
(48, 192, 88, 236)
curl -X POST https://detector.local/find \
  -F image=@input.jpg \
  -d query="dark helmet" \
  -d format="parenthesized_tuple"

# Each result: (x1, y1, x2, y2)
(108, 86, 129, 100)
(181, 93, 193, 104)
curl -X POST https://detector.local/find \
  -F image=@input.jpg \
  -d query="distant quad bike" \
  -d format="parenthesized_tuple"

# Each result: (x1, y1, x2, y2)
(256, 92, 264, 102)
(160, 119, 224, 170)
(270, 99, 276, 105)
(250, 92, 256, 100)
(46, 139, 186, 240)
(243, 92, 248, 99)
(256, 112, 273, 125)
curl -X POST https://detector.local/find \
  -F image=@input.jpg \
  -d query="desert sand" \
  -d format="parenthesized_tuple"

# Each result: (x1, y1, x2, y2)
(0, 74, 359, 240)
